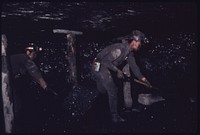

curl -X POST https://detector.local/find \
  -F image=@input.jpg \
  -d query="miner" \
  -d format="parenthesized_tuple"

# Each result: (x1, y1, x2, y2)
(92, 30, 151, 123)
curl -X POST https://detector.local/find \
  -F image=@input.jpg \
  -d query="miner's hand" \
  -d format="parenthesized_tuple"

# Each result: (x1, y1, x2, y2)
(141, 77, 152, 88)
(117, 70, 124, 79)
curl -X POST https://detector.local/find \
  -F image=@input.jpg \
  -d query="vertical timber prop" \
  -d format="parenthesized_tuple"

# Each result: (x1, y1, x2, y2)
(53, 29, 83, 88)
(1, 34, 14, 133)
(53, 29, 98, 120)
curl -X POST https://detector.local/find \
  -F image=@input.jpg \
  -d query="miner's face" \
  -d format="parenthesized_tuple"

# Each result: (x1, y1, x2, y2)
(26, 51, 37, 60)
(130, 40, 141, 51)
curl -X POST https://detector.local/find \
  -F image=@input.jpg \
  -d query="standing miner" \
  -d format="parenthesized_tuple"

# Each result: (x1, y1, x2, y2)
(10, 43, 49, 132)
(92, 30, 151, 123)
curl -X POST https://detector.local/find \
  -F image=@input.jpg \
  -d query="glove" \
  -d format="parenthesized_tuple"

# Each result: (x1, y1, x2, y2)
(117, 70, 124, 79)
(141, 77, 152, 88)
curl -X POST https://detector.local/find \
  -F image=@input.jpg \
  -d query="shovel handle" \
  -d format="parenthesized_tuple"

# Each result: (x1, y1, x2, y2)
(49, 89, 58, 96)
(133, 79, 159, 90)
(122, 74, 159, 90)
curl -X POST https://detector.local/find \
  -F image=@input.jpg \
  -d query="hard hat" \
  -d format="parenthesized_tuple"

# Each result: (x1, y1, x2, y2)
(130, 30, 149, 43)
(25, 43, 42, 52)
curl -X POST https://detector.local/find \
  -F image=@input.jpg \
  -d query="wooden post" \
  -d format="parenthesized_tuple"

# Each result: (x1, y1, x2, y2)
(65, 33, 78, 88)
(1, 34, 14, 133)
(53, 29, 83, 88)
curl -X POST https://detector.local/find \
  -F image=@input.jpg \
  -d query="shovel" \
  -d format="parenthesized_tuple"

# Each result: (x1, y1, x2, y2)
(122, 74, 159, 90)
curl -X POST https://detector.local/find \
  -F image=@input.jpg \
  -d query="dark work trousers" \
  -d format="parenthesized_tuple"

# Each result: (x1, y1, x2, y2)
(12, 76, 37, 133)
(93, 65, 118, 115)
(122, 64, 133, 108)
(93, 63, 134, 115)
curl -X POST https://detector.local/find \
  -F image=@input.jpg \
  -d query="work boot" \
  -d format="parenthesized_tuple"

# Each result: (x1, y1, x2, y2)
(111, 113, 126, 123)
(131, 108, 141, 112)
(123, 107, 140, 113)
(123, 107, 132, 113)
(131, 103, 145, 112)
